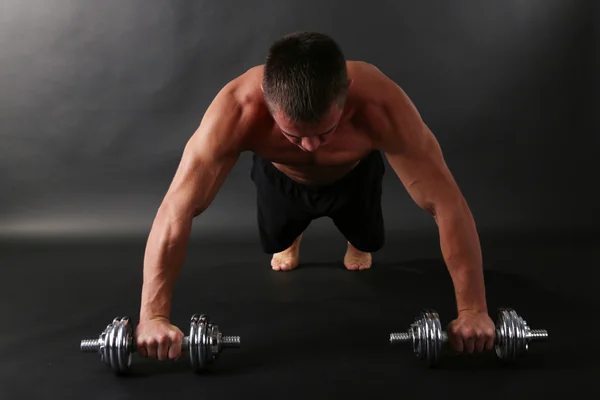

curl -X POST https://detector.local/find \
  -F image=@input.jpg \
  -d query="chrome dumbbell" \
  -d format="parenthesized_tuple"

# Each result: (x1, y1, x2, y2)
(80, 314, 241, 374)
(389, 308, 548, 366)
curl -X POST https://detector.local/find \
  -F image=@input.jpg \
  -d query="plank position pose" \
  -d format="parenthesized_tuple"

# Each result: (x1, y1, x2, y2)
(136, 32, 495, 361)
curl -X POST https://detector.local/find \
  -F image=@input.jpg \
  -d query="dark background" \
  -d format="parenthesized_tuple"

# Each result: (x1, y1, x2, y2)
(1, 0, 597, 291)
(1, 0, 598, 397)
(1, 0, 597, 236)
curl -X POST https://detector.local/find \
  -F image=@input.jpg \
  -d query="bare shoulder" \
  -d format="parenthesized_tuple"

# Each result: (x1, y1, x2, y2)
(162, 67, 267, 217)
(187, 66, 266, 157)
(347, 61, 393, 92)
(348, 61, 425, 154)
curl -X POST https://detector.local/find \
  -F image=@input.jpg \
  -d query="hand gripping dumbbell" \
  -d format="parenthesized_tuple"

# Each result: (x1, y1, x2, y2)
(389, 308, 548, 366)
(80, 314, 241, 374)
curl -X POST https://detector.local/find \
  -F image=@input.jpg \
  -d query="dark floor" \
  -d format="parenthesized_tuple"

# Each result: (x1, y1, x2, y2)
(1, 231, 598, 399)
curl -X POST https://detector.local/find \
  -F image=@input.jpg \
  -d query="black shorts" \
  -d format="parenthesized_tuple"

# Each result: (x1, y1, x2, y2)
(250, 150, 386, 254)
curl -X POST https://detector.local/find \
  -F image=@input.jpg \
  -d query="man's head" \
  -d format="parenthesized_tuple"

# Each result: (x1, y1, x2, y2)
(262, 32, 350, 151)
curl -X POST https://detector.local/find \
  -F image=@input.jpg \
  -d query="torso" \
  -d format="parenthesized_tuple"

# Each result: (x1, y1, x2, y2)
(231, 61, 390, 186)
(249, 117, 375, 185)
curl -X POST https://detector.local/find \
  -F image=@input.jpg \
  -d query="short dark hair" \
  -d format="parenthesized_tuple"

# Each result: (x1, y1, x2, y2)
(262, 31, 348, 124)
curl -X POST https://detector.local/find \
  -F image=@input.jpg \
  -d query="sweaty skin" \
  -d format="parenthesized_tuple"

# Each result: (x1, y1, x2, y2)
(136, 61, 495, 360)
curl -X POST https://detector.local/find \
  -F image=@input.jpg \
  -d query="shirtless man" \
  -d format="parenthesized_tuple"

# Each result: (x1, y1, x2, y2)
(135, 32, 496, 362)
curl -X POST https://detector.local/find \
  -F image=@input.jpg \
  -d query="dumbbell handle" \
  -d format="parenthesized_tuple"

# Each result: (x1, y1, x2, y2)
(80, 335, 241, 354)
(389, 328, 548, 345)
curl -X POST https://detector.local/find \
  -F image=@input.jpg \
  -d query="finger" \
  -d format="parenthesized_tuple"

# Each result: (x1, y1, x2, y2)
(462, 330, 475, 354)
(168, 331, 183, 360)
(137, 341, 148, 358)
(475, 333, 486, 352)
(448, 330, 464, 353)
(465, 338, 476, 354)
(485, 330, 495, 351)
(454, 340, 464, 353)
(146, 341, 158, 359)
(135, 337, 144, 357)
(168, 341, 182, 360)
(157, 336, 170, 361)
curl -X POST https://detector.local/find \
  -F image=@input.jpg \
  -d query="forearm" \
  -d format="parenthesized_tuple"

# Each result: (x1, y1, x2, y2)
(433, 198, 487, 314)
(139, 207, 193, 321)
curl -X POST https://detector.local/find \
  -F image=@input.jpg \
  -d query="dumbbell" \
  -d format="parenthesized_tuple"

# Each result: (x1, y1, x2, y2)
(389, 308, 548, 366)
(80, 314, 241, 374)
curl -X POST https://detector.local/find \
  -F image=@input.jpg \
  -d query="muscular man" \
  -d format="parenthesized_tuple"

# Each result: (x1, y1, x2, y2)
(135, 32, 495, 362)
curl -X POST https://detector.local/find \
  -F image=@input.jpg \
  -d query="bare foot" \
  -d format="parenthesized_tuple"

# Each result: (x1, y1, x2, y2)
(344, 242, 372, 270)
(271, 235, 302, 271)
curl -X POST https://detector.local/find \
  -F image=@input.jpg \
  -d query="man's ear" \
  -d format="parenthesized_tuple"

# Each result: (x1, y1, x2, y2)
(347, 79, 354, 89)
(260, 83, 264, 93)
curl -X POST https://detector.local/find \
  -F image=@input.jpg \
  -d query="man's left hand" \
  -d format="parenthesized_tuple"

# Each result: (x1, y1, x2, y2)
(447, 310, 495, 354)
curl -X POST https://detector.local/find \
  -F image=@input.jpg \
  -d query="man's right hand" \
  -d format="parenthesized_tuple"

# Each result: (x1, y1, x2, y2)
(135, 316, 185, 361)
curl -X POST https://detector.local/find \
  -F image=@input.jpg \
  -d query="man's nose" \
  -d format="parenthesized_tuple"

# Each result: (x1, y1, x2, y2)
(301, 137, 320, 152)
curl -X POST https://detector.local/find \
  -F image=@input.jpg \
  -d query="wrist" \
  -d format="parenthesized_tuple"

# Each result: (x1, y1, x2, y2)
(457, 306, 488, 315)
(139, 299, 171, 322)
(451, 266, 487, 315)
(139, 311, 170, 322)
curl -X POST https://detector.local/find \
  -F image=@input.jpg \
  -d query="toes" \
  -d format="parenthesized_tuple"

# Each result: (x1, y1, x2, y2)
(271, 259, 283, 270)
(271, 256, 298, 271)
(279, 262, 291, 270)
(272, 262, 287, 270)
(344, 255, 372, 271)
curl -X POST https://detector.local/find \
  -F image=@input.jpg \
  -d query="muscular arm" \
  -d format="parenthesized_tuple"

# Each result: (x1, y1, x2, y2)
(375, 80, 487, 315)
(139, 88, 249, 322)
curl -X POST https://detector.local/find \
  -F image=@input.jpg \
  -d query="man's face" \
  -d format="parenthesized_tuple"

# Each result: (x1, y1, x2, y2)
(272, 104, 343, 152)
